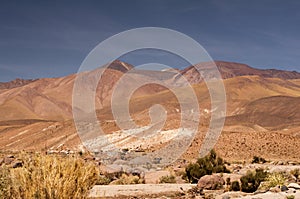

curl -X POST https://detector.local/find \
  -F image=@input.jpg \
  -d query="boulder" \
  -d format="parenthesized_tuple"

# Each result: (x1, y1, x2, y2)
(197, 174, 225, 190)
(288, 183, 300, 189)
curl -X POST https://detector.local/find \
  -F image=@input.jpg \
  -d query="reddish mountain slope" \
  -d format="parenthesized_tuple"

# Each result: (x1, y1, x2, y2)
(180, 61, 300, 84)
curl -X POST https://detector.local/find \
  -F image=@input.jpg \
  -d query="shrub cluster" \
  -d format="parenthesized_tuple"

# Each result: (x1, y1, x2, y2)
(251, 156, 267, 164)
(184, 150, 230, 183)
(159, 175, 176, 183)
(240, 169, 267, 193)
(230, 181, 240, 191)
(263, 172, 286, 188)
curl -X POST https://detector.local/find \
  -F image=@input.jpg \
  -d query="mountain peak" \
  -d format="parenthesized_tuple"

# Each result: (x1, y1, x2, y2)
(0, 78, 37, 89)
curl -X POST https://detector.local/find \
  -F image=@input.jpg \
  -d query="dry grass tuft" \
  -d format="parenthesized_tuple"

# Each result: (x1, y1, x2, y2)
(1, 153, 99, 198)
(263, 172, 286, 188)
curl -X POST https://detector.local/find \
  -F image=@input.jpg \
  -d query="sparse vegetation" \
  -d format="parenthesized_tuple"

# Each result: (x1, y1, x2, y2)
(290, 168, 300, 179)
(96, 175, 112, 185)
(110, 173, 144, 185)
(287, 195, 295, 199)
(240, 169, 267, 193)
(230, 181, 240, 191)
(184, 150, 230, 183)
(251, 156, 267, 164)
(263, 172, 286, 188)
(0, 153, 99, 198)
(159, 175, 176, 183)
(0, 165, 16, 198)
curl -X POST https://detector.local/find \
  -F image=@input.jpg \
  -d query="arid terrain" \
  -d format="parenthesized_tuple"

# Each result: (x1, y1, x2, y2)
(1, 60, 300, 199)
(0, 60, 299, 162)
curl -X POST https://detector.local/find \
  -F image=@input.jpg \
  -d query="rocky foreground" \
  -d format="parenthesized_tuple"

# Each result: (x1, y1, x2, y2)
(89, 160, 300, 199)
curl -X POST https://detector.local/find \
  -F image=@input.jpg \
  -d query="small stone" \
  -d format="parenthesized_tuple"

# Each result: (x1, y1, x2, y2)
(288, 161, 298, 165)
(269, 185, 281, 193)
(281, 185, 288, 191)
(12, 161, 23, 168)
(256, 181, 270, 193)
(288, 183, 300, 189)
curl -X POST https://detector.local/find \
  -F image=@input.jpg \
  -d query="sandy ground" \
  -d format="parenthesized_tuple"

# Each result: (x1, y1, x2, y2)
(88, 184, 195, 198)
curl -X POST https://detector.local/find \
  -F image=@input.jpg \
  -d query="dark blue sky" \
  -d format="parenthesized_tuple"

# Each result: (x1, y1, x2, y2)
(0, 0, 300, 81)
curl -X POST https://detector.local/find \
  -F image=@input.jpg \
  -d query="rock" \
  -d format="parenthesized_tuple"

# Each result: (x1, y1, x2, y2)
(4, 157, 14, 165)
(288, 161, 298, 165)
(286, 188, 296, 194)
(222, 195, 230, 199)
(197, 174, 225, 190)
(0, 158, 4, 165)
(101, 164, 123, 174)
(216, 191, 249, 199)
(12, 161, 23, 168)
(288, 183, 300, 189)
(281, 185, 289, 191)
(128, 168, 144, 178)
(288, 175, 297, 183)
(256, 181, 270, 194)
(277, 161, 284, 165)
(269, 185, 281, 193)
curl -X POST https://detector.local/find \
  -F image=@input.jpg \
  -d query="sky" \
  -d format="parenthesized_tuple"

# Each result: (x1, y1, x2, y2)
(0, 0, 300, 81)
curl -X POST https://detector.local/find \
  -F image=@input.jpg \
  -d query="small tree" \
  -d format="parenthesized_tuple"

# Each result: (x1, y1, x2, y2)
(240, 169, 267, 193)
(185, 150, 230, 183)
(230, 181, 240, 191)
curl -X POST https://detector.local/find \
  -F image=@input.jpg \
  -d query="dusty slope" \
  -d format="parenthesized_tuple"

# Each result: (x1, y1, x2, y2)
(180, 61, 300, 84)
(0, 61, 138, 121)
(1, 74, 300, 161)
(1, 61, 300, 161)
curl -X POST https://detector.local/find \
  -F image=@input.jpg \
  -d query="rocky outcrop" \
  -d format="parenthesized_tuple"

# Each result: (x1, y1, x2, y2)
(197, 174, 225, 190)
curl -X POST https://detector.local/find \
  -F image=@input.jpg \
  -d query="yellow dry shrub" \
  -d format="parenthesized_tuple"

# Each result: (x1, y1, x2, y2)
(2, 153, 99, 199)
(110, 173, 143, 185)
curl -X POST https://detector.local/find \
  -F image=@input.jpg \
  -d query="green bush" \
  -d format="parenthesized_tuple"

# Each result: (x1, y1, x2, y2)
(240, 169, 267, 193)
(185, 150, 230, 183)
(230, 181, 240, 191)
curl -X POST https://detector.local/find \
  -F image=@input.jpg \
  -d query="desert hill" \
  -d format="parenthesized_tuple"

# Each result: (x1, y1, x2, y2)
(0, 60, 299, 161)
(181, 61, 300, 84)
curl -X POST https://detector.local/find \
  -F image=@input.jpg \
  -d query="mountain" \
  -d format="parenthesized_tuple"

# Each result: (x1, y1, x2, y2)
(0, 60, 300, 161)
(180, 61, 300, 84)
(0, 78, 37, 89)
(0, 60, 135, 121)
(226, 95, 300, 129)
